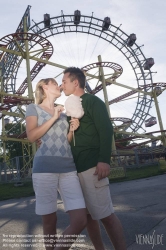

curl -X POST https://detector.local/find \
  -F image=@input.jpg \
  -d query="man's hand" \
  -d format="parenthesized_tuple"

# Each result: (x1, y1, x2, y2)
(69, 118, 80, 132)
(36, 138, 42, 148)
(94, 162, 110, 180)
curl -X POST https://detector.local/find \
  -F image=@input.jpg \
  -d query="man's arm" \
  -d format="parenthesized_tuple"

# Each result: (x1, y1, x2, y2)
(90, 98, 113, 180)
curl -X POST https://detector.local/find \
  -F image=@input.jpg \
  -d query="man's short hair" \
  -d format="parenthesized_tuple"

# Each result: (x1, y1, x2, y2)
(63, 67, 85, 89)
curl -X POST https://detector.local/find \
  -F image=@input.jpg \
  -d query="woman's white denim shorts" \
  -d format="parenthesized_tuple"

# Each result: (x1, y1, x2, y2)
(32, 171, 86, 215)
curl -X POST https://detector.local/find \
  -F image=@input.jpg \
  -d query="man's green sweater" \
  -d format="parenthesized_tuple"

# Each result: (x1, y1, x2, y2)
(68, 93, 113, 173)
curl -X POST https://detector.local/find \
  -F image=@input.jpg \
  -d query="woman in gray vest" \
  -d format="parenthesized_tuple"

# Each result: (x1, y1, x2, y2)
(26, 78, 86, 250)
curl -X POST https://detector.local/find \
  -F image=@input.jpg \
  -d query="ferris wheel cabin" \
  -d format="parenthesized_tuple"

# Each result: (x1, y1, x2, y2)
(102, 17, 111, 31)
(126, 33, 137, 47)
(145, 117, 157, 127)
(74, 10, 81, 25)
(44, 14, 51, 28)
(143, 58, 155, 70)
(154, 86, 162, 96)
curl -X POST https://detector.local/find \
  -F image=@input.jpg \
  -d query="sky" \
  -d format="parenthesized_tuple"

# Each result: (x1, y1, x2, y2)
(0, 0, 166, 145)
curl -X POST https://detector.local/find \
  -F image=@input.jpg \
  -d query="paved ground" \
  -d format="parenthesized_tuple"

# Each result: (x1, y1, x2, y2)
(0, 174, 166, 250)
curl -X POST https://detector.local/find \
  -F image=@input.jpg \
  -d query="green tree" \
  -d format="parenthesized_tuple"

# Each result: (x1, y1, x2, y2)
(114, 132, 130, 148)
(3, 123, 28, 160)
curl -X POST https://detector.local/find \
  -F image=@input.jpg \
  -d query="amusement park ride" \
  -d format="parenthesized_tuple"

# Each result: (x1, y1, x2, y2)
(0, 6, 166, 179)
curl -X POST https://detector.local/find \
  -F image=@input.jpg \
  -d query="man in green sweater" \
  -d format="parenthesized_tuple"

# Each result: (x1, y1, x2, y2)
(62, 67, 126, 250)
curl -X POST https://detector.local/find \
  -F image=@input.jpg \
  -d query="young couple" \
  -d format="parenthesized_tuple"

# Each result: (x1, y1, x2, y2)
(26, 67, 126, 250)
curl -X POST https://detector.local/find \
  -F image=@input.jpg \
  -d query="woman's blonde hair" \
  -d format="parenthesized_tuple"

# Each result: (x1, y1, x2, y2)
(35, 78, 57, 104)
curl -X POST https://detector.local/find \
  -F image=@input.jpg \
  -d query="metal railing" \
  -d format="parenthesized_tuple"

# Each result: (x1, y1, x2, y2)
(0, 156, 33, 183)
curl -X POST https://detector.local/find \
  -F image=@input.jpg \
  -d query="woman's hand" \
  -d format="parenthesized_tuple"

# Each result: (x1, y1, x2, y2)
(69, 118, 80, 132)
(53, 105, 64, 120)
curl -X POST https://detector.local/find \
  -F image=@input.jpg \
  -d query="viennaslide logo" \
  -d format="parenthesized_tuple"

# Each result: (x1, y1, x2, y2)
(136, 230, 164, 249)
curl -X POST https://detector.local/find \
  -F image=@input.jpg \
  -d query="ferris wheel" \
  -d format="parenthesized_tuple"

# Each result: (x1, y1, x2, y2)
(0, 7, 157, 136)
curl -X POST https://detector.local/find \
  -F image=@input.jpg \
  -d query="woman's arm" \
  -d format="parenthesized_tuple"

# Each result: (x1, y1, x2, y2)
(26, 106, 64, 143)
